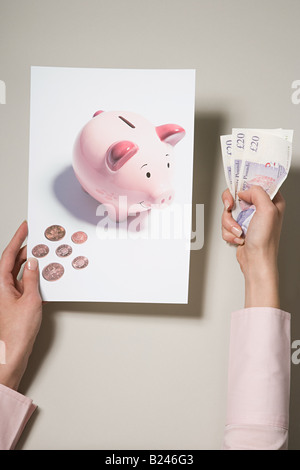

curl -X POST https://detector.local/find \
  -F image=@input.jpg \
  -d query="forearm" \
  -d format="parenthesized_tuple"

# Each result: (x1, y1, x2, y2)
(244, 261, 280, 309)
(0, 340, 32, 391)
(0, 362, 27, 391)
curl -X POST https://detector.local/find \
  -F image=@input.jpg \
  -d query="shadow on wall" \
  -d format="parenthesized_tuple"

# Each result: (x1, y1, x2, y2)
(279, 166, 300, 450)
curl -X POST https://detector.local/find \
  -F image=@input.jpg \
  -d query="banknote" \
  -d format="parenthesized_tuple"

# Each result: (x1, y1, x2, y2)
(233, 129, 292, 227)
(231, 129, 246, 200)
(232, 128, 288, 193)
(220, 135, 233, 197)
(227, 128, 282, 203)
(220, 128, 293, 234)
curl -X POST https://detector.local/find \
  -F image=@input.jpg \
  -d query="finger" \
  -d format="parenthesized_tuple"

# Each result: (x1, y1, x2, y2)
(11, 245, 27, 281)
(222, 210, 243, 238)
(238, 185, 273, 212)
(221, 188, 234, 211)
(14, 278, 24, 296)
(0, 221, 28, 276)
(22, 257, 42, 302)
(222, 227, 245, 245)
(272, 190, 286, 216)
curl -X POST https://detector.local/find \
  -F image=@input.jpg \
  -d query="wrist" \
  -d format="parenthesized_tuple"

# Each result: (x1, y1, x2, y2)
(0, 350, 29, 391)
(0, 366, 22, 391)
(243, 259, 279, 284)
(244, 262, 280, 309)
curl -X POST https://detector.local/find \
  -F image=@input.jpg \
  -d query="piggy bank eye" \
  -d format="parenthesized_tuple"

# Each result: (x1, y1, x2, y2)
(167, 162, 170, 168)
(146, 172, 151, 178)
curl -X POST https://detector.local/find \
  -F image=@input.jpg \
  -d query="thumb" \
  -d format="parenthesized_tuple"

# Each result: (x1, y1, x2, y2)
(238, 185, 272, 212)
(22, 257, 42, 300)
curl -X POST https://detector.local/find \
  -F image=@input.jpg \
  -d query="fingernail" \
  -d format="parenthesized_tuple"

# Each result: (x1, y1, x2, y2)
(231, 226, 243, 237)
(27, 257, 38, 271)
(224, 200, 231, 211)
(234, 237, 245, 246)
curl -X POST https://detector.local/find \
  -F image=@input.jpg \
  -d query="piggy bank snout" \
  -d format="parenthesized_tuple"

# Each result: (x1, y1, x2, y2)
(150, 189, 175, 206)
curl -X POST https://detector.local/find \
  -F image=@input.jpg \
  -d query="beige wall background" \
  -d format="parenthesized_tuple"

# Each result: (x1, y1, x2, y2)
(1, 0, 300, 450)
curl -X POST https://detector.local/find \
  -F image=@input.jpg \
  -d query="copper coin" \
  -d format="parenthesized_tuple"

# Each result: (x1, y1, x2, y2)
(56, 244, 72, 258)
(32, 244, 49, 258)
(71, 231, 88, 244)
(44, 225, 66, 242)
(42, 263, 65, 282)
(72, 256, 89, 270)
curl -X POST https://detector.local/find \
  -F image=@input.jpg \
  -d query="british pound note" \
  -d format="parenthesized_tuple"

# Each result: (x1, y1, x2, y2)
(221, 128, 293, 234)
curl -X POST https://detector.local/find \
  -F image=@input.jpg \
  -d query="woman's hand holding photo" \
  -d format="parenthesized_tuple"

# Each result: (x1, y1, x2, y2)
(0, 221, 42, 391)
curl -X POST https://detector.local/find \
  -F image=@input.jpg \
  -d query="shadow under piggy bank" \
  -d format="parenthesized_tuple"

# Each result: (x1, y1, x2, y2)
(53, 165, 147, 231)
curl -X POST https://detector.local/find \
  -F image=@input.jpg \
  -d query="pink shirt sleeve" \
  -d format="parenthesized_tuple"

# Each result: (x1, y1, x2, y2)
(223, 307, 291, 450)
(0, 384, 37, 450)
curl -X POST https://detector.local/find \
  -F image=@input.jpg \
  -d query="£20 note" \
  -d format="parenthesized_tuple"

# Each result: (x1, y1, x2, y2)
(220, 128, 293, 234)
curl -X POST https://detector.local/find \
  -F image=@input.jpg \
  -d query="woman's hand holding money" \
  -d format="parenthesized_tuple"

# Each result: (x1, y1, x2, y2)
(222, 186, 285, 309)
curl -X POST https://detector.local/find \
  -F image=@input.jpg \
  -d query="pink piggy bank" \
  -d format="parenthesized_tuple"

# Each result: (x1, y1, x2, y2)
(73, 110, 185, 222)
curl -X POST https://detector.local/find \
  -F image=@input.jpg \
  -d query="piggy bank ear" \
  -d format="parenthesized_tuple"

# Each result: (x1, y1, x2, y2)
(156, 124, 186, 146)
(106, 141, 139, 171)
(93, 110, 104, 117)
